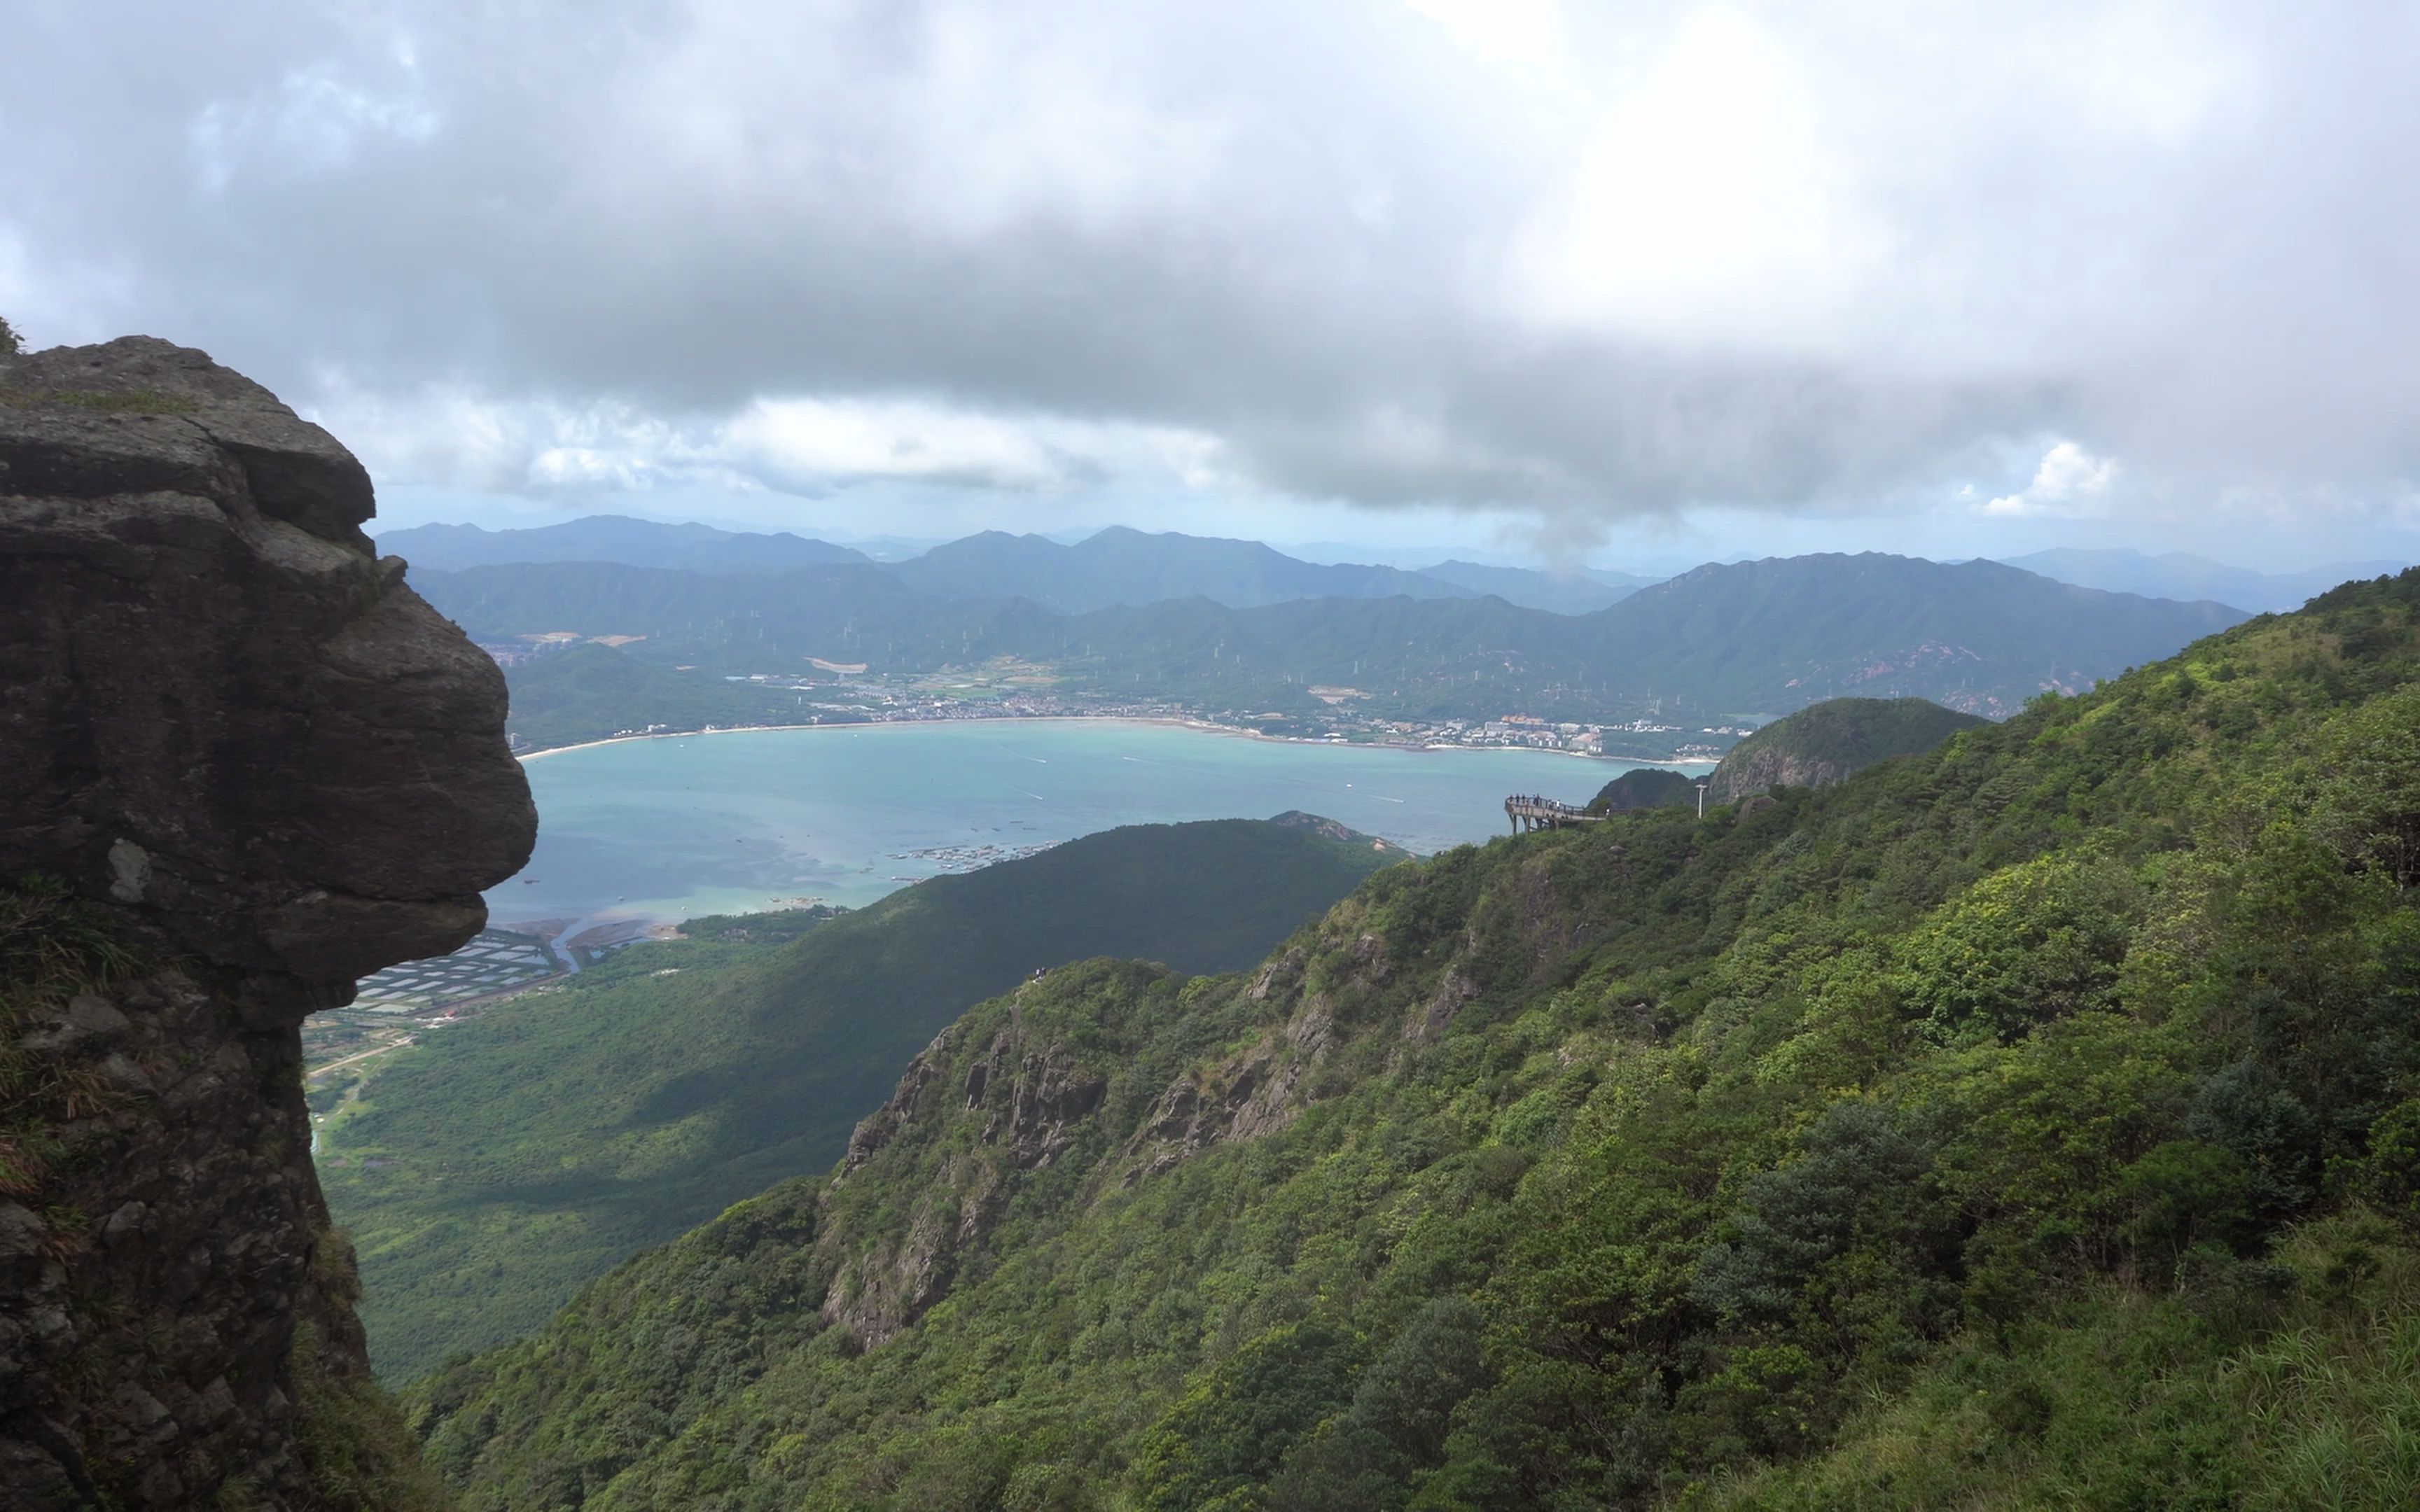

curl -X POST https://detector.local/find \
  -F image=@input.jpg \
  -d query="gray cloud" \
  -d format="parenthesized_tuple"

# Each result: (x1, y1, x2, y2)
(6, 1, 2419, 532)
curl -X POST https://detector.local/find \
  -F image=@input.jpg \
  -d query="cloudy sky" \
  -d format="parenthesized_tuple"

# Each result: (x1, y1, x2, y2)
(8, 1, 2419, 569)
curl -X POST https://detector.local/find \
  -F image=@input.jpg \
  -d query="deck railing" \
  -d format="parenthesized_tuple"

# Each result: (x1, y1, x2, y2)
(1504, 794, 1604, 832)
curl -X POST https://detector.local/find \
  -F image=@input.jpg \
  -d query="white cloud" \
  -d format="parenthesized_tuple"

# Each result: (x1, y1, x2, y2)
(1505, 7, 1896, 353)
(1406, 0, 1564, 71)
(307, 376, 1228, 502)
(1980, 440, 2119, 516)
(188, 42, 440, 195)
(7, 0, 2420, 547)
(728, 398, 1081, 492)
(2031, 440, 2118, 500)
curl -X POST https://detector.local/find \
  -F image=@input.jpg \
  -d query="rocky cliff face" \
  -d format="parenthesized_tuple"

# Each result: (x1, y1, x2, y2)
(820, 992, 1114, 1348)
(1, 338, 536, 1508)
(813, 934, 1378, 1352)
(1704, 743, 1857, 804)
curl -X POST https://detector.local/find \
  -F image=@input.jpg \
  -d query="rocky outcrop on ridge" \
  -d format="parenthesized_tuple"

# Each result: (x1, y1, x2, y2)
(821, 990, 1113, 1348)
(1704, 696, 1989, 804)
(1, 338, 536, 1508)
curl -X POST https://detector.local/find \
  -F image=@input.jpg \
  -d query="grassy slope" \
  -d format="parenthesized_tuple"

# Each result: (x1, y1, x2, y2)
(409, 570, 2420, 1509)
(323, 819, 1403, 1380)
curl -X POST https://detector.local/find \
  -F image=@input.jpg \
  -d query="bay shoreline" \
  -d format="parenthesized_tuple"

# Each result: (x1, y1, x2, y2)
(518, 714, 1718, 768)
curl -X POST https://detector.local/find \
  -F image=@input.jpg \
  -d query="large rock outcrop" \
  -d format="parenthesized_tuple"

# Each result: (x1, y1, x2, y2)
(1704, 696, 1989, 804)
(0, 338, 536, 1508)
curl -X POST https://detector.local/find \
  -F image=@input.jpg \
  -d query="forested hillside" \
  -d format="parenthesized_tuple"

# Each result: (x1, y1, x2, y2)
(503, 643, 825, 750)
(410, 572, 2420, 1508)
(324, 819, 1404, 1379)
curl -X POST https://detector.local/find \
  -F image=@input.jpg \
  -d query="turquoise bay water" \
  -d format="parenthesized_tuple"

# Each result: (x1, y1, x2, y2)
(489, 720, 1709, 927)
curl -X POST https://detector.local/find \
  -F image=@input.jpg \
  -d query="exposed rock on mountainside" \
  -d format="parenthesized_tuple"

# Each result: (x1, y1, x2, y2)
(0, 337, 536, 1509)
(793, 941, 1354, 1357)
(1706, 695, 1987, 804)
(821, 997, 1115, 1347)
(1587, 766, 1695, 813)
(1266, 809, 1412, 854)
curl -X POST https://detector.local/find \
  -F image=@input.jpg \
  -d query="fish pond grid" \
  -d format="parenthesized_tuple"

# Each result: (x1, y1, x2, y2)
(351, 928, 562, 1014)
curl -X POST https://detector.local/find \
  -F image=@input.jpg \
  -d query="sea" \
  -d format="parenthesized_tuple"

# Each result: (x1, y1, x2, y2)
(488, 719, 1711, 927)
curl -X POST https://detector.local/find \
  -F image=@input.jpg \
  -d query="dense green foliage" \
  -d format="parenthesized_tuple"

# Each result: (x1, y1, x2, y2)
(1704, 696, 1987, 800)
(1718, 695, 1986, 774)
(501, 643, 835, 750)
(413, 552, 2248, 726)
(324, 820, 1402, 1379)
(291, 1234, 459, 1512)
(1587, 768, 1694, 813)
(678, 904, 849, 944)
(408, 572, 2420, 1508)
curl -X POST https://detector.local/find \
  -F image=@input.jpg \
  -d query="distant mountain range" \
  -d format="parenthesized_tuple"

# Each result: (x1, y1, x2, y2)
(1598, 554, 2245, 715)
(1416, 559, 1655, 613)
(885, 526, 1476, 611)
(414, 551, 2251, 736)
(378, 517, 1657, 615)
(380, 514, 873, 575)
(1998, 547, 2409, 615)
(382, 517, 2412, 625)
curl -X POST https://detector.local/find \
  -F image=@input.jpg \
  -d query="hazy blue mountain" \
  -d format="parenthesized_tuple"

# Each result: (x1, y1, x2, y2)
(1414, 559, 1657, 613)
(834, 533, 952, 561)
(416, 559, 1062, 671)
(1999, 547, 2409, 615)
(884, 526, 1480, 611)
(375, 514, 871, 574)
(389, 514, 1686, 616)
(414, 551, 2251, 729)
(1600, 553, 2248, 717)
